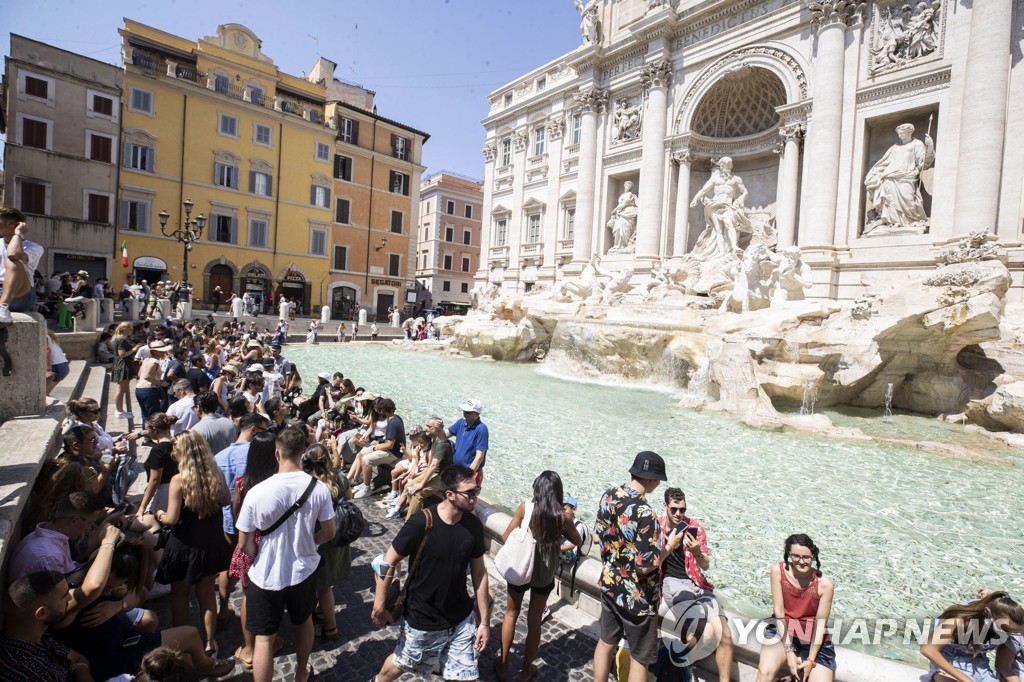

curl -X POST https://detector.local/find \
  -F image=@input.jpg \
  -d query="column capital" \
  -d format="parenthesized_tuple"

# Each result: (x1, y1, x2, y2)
(510, 129, 528, 152)
(640, 58, 673, 92)
(780, 123, 806, 142)
(546, 118, 566, 140)
(805, 1, 866, 30)
(574, 86, 608, 113)
(672, 149, 694, 166)
(481, 140, 497, 162)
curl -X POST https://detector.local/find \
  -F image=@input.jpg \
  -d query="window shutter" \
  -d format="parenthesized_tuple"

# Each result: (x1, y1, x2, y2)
(266, 175, 273, 196)
(123, 142, 131, 167)
(403, 174, 410, 196)
(334, 154, 342, 178)
(351, 120, 359, 145)
(119, 200, 129, 229)
(139, 203, 149, 232)
(310, 185, 317, 205)
(230, 217, 238, 244)
(249, 170, 256, 194)
(232, 166, 239, 189)
(146, 148, 155, 172)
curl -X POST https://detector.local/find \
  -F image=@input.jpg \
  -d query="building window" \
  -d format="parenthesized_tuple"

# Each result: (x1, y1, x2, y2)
(250, 86, 265, 106)
(571, 114, 581, 146)
(334, 154, 353, 181)
(464, 204, 473, 219)
(463, 229, 471, 245)
(120, 199, 150, 232)
(339, 117, 358, 144)
(124, 143, 155, 172)
(214, 162, 239, 189)
(24, 75, 49, 99)
(388, 254, 401, 277)
(21, 117, 49, 150)
(90, 94, 114, 117)
(390, 171, 409, 196)
(86, 193, 110, 223)
(214, 73, 230, 94)
(129, 88, 153, 114)
(249, 170, 272, 196)
(19, 180, 47, 215)
(87, 132, 114, 163)
(443, 254, 453, 270)
(527, 213, 541, 243)
(249, 218, 268, 248)
(461, 282, 469, 293)
(390, 210, 404, 234)
(315, 141, 331, 161)
(333, 245, 348, 271)
(536, 77, 546, 91)
(421, 253, 428, 268)
(446, 200, 455, 215)
(334, 198, 351, 224)
(393, 135, 409, 160)
(254, 123, 272, 146)
(311, 185, 330, 208)
(310, 228, 327, 255)
(495, 218, 507, 247)
(219, 113, 238, 137)
(534, 125, 546, 156)
(212, 215, 237, 244)
(503, 93, 512, 106)
(500, 138, 511, 167)
(445, 226, 454, 242)
(564, 206, 576, 240)
(442, 281, 451, 292)
(462, 256, 471, 272)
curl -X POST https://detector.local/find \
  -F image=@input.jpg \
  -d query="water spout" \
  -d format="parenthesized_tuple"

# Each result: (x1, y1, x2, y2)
(883, 382, 894, 422)
(784, 337, 798, 364)
(799, 379, 817, 416)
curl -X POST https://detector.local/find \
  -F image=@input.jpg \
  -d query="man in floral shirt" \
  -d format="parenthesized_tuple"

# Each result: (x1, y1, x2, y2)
(592, 451, 668, 682)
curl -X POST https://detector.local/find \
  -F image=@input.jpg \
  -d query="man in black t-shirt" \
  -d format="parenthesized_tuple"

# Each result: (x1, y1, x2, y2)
(370, 465, 490, 681)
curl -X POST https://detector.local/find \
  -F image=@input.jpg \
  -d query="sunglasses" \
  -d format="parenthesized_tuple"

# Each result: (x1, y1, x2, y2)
(451, 487, 481, 499)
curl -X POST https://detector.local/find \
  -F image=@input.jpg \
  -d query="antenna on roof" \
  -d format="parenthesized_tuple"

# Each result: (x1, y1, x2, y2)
(308, 34, 320, 57)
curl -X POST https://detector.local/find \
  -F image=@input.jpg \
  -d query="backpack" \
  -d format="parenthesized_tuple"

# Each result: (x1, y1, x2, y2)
(557, 519, 592, 596)
(330, 498, 366, 547)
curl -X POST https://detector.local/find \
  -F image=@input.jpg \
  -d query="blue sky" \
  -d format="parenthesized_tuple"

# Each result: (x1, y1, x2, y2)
(2, 0, 583, 180)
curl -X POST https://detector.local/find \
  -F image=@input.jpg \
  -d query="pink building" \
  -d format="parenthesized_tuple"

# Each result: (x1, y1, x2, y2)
(416, 171, 482, 314)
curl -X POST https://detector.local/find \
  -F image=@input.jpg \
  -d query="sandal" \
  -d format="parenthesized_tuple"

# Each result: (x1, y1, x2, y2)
(202, 657, 235, 678)
(205, 641, 218, 658)
(320, 625, 340, 640)
(298, 663, 315, 681)
(233, 645, 253, 669)
(518, 663, 538, 682)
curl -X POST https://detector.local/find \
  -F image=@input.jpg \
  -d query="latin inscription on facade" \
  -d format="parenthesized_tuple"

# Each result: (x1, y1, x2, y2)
(601, 56, 645, 83)
(673, 0, 793, 51)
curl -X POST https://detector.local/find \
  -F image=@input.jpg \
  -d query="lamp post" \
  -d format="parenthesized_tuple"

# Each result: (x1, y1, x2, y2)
(157, 198, 206, 286)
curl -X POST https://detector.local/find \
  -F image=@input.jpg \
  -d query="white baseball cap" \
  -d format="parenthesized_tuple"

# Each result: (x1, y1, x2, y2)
(459, 398, 483, 414)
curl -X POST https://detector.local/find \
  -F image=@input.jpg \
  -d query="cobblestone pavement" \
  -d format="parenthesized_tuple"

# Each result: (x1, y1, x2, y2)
(144, 496, 598, 681)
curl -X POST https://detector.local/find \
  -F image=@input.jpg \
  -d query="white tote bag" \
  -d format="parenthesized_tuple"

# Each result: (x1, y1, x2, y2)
(495, 500, 536, 586)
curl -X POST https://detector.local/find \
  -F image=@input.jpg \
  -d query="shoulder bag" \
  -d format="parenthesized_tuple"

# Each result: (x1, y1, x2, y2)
(380, 508, 433, 624)
(228, 477, 317, 575)
(495, 500, 536, 586)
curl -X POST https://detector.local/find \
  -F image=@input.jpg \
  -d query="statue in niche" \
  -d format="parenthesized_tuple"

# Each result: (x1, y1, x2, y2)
(768, 246, 813, 303)
(607, 181, 639, 253)
(574, 0, 600, 45)
(689, 157, 752, 260)
(870, 1, 941, 74)
(611, 97, 643, 144)
(864, 122, 935, 234)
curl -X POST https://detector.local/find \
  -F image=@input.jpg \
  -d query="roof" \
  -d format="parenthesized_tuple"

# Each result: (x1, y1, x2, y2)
(332, 100, 430, 142)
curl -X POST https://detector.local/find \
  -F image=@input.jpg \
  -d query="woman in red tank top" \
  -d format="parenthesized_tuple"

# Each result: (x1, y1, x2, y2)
(756, 534, 836, 681)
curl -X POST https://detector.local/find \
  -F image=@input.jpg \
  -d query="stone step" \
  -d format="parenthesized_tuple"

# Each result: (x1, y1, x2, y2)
(47, 360, 89, 406)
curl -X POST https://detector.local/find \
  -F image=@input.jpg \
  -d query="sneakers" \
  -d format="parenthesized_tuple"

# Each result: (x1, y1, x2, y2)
(383, 491, 398, 503)
(372, 483, 391, 495)
(353, 484, 372, 499)
(384, 506, 403, 519)
(0, 304, 12, 326)
(117, 411, 135, 420)
(541, 606, 552, 622)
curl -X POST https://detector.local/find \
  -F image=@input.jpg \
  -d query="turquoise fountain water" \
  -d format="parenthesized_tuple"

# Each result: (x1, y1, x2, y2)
(286, 344, 1023, 663)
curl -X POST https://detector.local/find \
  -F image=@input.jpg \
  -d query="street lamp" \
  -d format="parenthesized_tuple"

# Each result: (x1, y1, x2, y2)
(157, 199, 206, 286)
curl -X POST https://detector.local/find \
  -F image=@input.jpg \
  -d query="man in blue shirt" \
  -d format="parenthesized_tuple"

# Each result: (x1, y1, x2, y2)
(445, 398, 489, 487)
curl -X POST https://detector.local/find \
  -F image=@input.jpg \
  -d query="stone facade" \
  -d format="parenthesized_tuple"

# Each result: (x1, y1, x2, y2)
(416, 171, 483, 313)
(479, 0, 1024, 302)
(1, 35, 123, 280)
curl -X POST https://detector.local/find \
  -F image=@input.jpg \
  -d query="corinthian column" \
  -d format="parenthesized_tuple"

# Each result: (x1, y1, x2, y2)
(672, 150, 694, 256)
(635, 59, 672, 260)
(571, 86, 607, 267)
(775, 123, 804, 247)
(799, 1, 863, 248)
(952, 0, 1014, 234)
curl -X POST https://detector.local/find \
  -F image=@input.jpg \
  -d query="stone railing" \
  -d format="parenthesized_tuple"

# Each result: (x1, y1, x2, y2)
(557, 239, 575, 253)
(475, 499, 925, 682)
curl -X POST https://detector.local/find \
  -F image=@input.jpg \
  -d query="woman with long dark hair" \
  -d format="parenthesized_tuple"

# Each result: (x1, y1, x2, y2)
(921, 591, 1024, 682)
(302, 444, 351, 641)
(756, 533, 836, 682)
(496, 470, 582, 681)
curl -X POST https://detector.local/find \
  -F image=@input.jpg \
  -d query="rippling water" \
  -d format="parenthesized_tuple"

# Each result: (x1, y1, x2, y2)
(287, 343, 1024, 663)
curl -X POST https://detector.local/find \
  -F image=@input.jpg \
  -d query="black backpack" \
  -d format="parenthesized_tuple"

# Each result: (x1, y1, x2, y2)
(330, 498, 366, 547)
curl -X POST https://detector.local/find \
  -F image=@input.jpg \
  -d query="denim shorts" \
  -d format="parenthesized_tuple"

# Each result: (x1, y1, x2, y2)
(393, 611, 478, 680)
(764, 623, 837, 672)
(927, 645, 999, 682)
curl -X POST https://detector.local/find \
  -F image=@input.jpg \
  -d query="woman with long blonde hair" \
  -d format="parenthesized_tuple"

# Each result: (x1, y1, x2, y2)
(302, 443, 350, 641)
(111, 322, 144, 418)
(155, 430, 232, 656)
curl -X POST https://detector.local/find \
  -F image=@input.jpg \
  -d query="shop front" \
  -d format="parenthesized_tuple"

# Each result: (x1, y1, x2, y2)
(52, 253, 108, 283)
(330, 285, 358, 320)
(132, 256, 168, 288)
(243, 266, 270, 315)
(277, 270, 309, 317)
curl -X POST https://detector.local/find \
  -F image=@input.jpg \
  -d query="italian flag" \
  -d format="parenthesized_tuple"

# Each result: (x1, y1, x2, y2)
(121, 241, 128, 268)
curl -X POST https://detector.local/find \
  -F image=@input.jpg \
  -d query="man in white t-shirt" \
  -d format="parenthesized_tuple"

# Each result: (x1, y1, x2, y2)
(0, 206, 44, 324)
(235, 427, 335, 682)
(165, 379, 200, 435)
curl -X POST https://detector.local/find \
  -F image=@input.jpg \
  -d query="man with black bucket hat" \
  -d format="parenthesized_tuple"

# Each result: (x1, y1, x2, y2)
(592, 451, 668, 682)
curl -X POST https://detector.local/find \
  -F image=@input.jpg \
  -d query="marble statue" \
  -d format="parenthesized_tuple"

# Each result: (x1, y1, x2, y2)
(768, 246, 813, 303)
(556, 254, 603, 301)
(554, 255, 634, 305)
(469, 281, 501, 312)
(611, 97, 642, 143)
(864, 122, 935, 234)
(871, 1, 941, 73)
(599, 265, 635, 305)
(574, 0, 600, 45)
(638, 261, 688, 302)
(720, 244, 773, 313)
(690, 157, 752, 260)
(648, 0, 669, 9)
(607, 181, 639, 253)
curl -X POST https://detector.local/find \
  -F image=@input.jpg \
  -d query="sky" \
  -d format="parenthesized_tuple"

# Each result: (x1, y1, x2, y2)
(1, 0, 584, 180)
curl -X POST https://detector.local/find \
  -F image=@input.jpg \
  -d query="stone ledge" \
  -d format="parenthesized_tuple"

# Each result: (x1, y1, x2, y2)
(0, 314, 46, 422)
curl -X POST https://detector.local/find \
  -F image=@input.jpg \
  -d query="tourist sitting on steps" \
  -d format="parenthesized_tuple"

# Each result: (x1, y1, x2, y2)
(0, 206, 44, 325)
(756, 533, 836, 682)
(921, 591, 1024, 682)
(353, 398, 405, 499)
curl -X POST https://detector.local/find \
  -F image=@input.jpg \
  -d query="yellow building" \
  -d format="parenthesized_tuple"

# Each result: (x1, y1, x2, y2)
(118, 20, 335, 314)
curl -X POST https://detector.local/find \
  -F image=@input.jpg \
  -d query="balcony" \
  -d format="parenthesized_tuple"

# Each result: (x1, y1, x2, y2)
(489, 245, 510, 264)
(565, 144, 580, 156)
(521, 242, 543, 255)
(558, 239, 574, 253)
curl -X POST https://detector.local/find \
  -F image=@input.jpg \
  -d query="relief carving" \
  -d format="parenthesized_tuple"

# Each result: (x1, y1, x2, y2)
(870, 1, 942, 75)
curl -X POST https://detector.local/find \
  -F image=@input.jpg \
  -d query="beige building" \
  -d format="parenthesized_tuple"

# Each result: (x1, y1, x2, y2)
(416, 171, 483, 314)
(1, 35, 122, 280)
